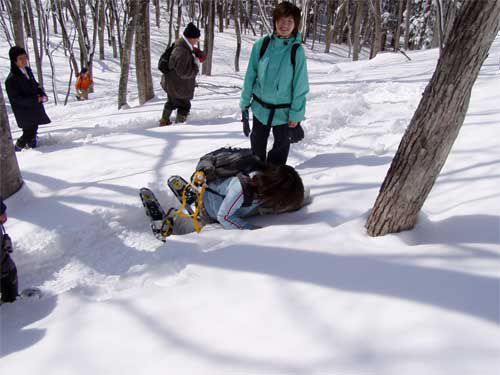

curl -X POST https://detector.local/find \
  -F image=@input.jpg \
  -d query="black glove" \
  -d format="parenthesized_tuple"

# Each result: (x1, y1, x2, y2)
(242, 109, 250, 137)
(288, 123, 304, 143)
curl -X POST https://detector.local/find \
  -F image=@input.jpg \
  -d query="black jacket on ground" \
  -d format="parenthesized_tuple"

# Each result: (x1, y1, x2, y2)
(164, 38, 199, 100)
(5, 64, 51, 129)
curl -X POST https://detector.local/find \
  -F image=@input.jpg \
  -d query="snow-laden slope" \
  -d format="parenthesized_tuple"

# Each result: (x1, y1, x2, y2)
(0, 23, 499, 375)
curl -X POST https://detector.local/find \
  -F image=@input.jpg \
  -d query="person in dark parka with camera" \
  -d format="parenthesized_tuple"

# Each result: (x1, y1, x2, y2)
(159, 23, 205, 126)
(5, 46, 51, 151)
(0, 197, 18, 303)
(0, 198, 6, 224)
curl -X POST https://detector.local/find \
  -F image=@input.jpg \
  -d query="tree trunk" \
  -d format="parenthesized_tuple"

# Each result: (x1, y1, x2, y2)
(154, 0, 160, 28)
(234, 0, 241, 72)
(394, 0, 404, 51)
(108, 1, 118, 58)
(418, 0, 432, 49)
(352, 0, 364, 61)
(50, 0, 58, 34)
(175, 0, 182, 40)
(366, 0, 500, 236)
(202, 0, 215, 76)
(54, 0, 79, 73)
(25, 0, 43, 86)
(37, 0, 58, 104)
(98, 0, 105, 59)
(168, 0, 174, 45)
(10, 0, 25, 49)
(404, 0, 411, 50)
(217, 0, 223, 32)
(333, 0, 346, 45)
(0, 84, 23, 199)
(324, 0, 335, 53)
(135, 0, 154, 105)
(117, 0, 137, 109)
(369, 0, 382, 59)
(442, 0, 458, 47)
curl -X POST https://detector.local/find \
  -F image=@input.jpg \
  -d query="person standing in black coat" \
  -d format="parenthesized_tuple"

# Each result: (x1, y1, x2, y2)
(5, 46, 51, 150)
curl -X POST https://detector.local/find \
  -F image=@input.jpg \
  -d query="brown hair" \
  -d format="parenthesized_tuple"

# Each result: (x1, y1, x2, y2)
(272, 1, 302, 35)
(252, 165, 304, 212)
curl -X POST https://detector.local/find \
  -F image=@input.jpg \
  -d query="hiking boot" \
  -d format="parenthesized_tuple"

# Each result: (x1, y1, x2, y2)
(175, 113, 188, 124)
(159, 118, 172, 127)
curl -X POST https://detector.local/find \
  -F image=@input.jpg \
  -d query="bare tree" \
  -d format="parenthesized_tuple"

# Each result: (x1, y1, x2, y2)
(0, 84, 23, 199)
(369, 0, 382, 59)
(98, 0, 105, 59)
(404, 0, 411, 50)
(202, 0, 215, 76)
(135, 0, 154, 105)
(352, 0, 364, 61)
(10, 0, 25, 48)
(117, 0, 137, 109)
(153, 0, 160, 28)
(366, 0, 500, 236)
(394, 0, 404, 51)
(25, 0, 43, 86)
(324, 0, 336, 53)
(234, 0, 241, 72)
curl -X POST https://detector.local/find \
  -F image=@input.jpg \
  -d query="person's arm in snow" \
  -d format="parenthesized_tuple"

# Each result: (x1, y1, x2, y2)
(289, 45, 309, 124)
(216, 178, 256, 230)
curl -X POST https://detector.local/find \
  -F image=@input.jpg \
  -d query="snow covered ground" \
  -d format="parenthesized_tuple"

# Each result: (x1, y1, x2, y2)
(1, 20, 499, 375)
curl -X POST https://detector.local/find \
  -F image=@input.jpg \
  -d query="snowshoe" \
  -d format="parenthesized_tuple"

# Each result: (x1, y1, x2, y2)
(167, 175, 198, 215)
(139, 188, 174, 242)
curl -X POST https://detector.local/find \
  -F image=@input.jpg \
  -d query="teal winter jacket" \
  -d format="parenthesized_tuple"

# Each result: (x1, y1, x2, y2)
(240, 33, 309, 126)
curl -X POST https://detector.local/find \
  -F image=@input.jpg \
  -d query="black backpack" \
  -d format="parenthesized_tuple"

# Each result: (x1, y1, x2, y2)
(1, 224, 18, 303)
(195, 147, 266, 182)
(158, 42, 176, 74)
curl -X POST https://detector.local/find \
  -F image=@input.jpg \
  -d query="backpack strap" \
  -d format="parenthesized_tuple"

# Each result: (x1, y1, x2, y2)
(291, 43, 300, 70)
(259, 36, 271, 60)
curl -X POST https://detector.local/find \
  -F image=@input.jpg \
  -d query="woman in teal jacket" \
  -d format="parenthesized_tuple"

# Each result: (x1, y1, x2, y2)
(240, 1, 309, 165)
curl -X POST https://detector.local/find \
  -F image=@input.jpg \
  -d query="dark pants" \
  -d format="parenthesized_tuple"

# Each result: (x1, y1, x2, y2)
(250, 117, 290, 165)
(162, 95, 191, 120)
(16, 125, 38, 148)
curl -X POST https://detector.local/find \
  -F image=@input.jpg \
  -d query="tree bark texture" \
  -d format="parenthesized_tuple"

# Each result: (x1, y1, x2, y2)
(135, 0, 154, 105)
(366, 0, 500, 236)
(202, 0, 215, 76)
(117, 0, 137, 109)
(369, 0, 382, 59)
(404, 0, 411, 50)
(352, 0, 364, 61)
(10, 0, 25, 49)
(234, 0, 241, 72)
(26, 0, 43, 86)
(0, 84, 23, 199)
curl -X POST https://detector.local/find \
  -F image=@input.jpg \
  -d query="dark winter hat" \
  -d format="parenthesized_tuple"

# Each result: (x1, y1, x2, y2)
(183, 22, 201, 39)
(9, 46, 27, 63)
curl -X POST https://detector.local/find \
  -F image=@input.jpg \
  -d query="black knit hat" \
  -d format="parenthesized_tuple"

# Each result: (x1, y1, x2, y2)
(183, 22, 201, 39)
(9, 46, 27, 64)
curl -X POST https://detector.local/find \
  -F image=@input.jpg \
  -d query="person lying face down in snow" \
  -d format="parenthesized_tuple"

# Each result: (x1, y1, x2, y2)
(169, 163, 306, 235)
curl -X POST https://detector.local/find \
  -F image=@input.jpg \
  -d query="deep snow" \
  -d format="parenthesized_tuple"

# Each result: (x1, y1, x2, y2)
(0, 18, 499, 375)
